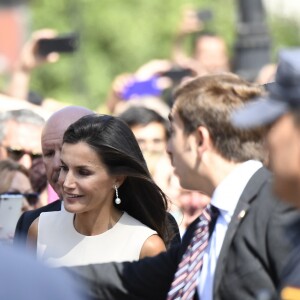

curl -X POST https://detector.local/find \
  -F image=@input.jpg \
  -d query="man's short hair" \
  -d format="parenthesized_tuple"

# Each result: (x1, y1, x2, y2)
(0, 109, 45, 142)
(173, 73, 267, 163)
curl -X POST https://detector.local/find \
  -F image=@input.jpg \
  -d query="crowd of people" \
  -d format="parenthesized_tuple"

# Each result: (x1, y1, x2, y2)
(1, 5, 300, 300)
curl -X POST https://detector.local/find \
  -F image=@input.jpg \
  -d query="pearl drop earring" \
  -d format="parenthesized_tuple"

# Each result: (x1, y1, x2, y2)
(114, 185, 121, 205)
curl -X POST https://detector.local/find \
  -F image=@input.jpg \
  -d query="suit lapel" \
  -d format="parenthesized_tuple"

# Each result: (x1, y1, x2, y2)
(213, 167, 271, 293)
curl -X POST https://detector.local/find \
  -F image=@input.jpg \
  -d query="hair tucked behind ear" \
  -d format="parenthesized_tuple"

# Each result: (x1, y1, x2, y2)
(63, 114, 175, 246)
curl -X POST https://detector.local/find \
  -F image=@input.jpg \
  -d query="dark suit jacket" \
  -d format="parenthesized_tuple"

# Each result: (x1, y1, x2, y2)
(13, 199, 61, 246)
(65, 167, 300, 300)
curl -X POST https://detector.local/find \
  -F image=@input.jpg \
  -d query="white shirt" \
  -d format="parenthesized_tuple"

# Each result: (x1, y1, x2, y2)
(197, 160, 263, 300)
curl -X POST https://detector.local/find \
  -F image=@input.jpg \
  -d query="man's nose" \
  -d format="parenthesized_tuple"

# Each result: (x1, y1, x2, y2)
(18, 154, 32, 169)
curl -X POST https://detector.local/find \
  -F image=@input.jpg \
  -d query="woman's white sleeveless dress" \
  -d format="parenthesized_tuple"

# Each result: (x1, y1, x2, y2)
(37, 210, 157, 267)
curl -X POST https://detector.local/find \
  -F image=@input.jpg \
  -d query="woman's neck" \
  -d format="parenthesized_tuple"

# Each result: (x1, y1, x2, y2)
(73, 207, 123, 236)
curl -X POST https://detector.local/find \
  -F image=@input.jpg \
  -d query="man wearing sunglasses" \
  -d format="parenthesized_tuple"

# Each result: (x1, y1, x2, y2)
(0, 109, 45, 169)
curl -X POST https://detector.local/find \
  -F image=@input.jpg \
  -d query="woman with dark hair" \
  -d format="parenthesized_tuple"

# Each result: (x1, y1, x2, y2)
(28, 114, 172, 267)
(0, 159, 39, 212)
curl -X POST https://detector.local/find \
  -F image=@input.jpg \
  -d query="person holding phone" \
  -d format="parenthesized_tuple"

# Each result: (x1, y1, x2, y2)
(0, 159, 39, 241)
(6, 29, 60, 101)
(27, 114, 176, 267)
(0, 159, 39, 210)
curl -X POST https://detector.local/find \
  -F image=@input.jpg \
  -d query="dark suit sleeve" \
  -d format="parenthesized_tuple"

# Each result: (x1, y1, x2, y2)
(13, 211, 34, 246)
(64, 218, 199, 300)
(65, 246, 180, 300)
(166, 212, 181, 249)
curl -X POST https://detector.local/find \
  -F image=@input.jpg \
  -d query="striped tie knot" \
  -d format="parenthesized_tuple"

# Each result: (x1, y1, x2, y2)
(167, 204, 217, 300)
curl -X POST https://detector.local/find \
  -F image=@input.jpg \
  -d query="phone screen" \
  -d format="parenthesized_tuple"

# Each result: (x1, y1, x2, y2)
(0, 194, 24, 242)
(121, 77, 162, 100)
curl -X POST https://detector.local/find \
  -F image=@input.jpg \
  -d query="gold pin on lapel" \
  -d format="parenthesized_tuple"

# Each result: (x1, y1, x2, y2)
(237, 209, 247, 220)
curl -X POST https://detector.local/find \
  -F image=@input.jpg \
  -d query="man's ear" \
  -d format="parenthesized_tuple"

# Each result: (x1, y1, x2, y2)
(195, 126, 211, 153)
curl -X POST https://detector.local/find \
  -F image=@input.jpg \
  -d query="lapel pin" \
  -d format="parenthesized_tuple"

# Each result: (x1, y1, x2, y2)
(237, 209, 247, 220)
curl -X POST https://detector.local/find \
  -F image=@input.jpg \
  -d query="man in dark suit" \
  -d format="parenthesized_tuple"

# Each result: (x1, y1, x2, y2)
(65, 73, 300, 300)
(14, 105, 94, 245)
(232, 48, 300, 300)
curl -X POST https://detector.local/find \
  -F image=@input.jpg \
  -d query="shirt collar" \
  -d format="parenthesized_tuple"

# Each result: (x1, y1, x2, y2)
(211, 160, 263, 218)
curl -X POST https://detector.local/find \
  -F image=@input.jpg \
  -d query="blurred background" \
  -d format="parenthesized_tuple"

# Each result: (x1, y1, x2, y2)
(0, 0, 299, 111)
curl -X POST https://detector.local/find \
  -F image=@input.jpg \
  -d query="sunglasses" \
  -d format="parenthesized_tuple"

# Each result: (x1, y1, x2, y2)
(0, 192, 40, 206)
(5, 146, 42, 161)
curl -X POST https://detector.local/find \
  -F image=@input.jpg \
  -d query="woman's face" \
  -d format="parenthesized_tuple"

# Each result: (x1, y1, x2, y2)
(59, 142, 118, 215)
(8, 171, 32, 194)
(7, 171, 35, 212)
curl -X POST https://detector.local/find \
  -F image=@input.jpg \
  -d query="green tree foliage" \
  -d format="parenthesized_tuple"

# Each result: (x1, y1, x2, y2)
(28, 0, 299, 110)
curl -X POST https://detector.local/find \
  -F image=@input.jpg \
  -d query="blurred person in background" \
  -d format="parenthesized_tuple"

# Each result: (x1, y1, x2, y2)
(0, 245, 86, 300)
(5, 29, 59, 102)
(0, 109, 47, 204)
(104, 59, 194, 115)
(172, 6, 230, 76)
(0, 159, 39, 212)
(0, 159, 39, 241)
(118, 106, 169, 176)
(14, 106, 94, 246)
(255, 63, 277, 84)
(0, 109, 44, 170)
(2, 28, 68, 117)
(176, 189, 210, 236)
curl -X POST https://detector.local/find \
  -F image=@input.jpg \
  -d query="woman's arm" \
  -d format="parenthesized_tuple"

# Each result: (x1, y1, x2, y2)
(27, 217, 39, 251)
(139, 234, 166, 259)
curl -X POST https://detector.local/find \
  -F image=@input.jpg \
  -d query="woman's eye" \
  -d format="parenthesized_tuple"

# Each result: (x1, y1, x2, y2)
(78, 169, 91, 176)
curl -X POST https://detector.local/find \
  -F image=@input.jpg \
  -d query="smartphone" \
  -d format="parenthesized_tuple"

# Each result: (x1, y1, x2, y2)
(121, 77, 162, 100)
(0, 194, 24, 242)
(160, 68, 194, 83)
(37, 33, 79, 56)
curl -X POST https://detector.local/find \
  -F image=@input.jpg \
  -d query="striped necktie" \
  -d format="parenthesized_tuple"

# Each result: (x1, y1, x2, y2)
(167, 204, 218, 300)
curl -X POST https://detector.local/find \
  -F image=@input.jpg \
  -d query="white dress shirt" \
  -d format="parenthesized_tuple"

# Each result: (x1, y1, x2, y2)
(197, 160, 263, 300)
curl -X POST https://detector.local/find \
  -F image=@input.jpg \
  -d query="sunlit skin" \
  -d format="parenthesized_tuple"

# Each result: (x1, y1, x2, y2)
(166, 111, 200, 191)
(167, 108, 239, 196)
(59, 142, 122, 236)
(59, 141, 166, 257)
(41, 106, 93, 197)
(266, 113, 300, 207)
(131, 122, 167, 154)
(194, 36, 230, 75)
(131, 121, 167, 175)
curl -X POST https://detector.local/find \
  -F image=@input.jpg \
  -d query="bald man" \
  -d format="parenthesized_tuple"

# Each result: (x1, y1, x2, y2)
(14, 106, 93, 245)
